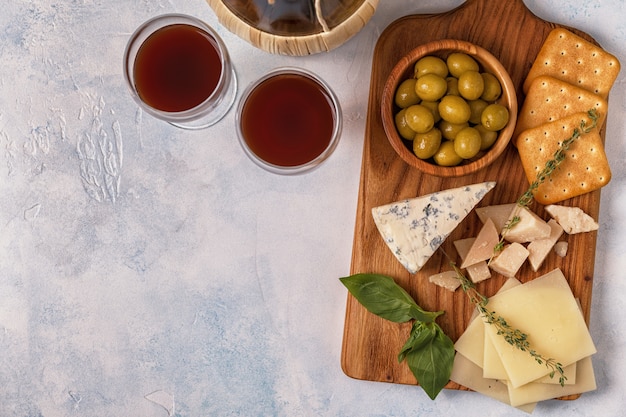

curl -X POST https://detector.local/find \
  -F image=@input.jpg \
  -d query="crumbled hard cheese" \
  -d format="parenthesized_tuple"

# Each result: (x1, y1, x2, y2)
(475, 203, 516, 234)
(545, 204, 599, 234)
(527, 219, 564, 271)
(428, 270, 461, 292)
(489, 242, 529, 278)
(503, 206, 551, 243)
(460, 218, 499, 269)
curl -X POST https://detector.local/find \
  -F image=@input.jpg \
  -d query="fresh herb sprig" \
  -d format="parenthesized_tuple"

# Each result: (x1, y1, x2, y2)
(340, 273, 454, 400)
(450, 263, 567, 386)
(494, 108, 600, 252)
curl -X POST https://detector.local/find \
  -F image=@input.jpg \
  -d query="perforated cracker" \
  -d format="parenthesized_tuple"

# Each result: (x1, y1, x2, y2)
(523, 27, 621, 99)
(513, 75, 607, 143)
(516, 112, 611, 204)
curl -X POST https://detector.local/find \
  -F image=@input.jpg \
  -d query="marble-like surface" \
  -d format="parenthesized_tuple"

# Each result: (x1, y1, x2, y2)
(1, 1, 625, 416)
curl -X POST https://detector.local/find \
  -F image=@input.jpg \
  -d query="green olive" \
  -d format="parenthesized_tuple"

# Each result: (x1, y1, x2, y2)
(453, 127, 482, 159)
(457, 70, 485, 100)
(394, 78, 420, 108)
(475, 124, 499, 150)
(439, 120, 469, 141)
(481, 103, 510, 131)
(394, 108, 417, 140)
(446, 77, 460, 96)
(468, 99, 488, 125)
(404, 104, 435, 134)
(438, 95, 471, 124)
(419, 100, 441, 123)
(414, 56, 448, 78)
(480, 72, 502, 102)
(433, 140, 463, 166)
(413, 128, 442, 159)
(414, 73, 447, 101)
(447, 52, 479, 78)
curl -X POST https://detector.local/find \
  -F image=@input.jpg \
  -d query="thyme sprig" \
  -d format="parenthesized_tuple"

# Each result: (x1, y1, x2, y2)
(450, 263, 567, 386)
(494, 108, 600, 253)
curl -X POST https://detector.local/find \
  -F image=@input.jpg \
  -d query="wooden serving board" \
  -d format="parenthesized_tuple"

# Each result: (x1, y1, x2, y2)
(341, 0, 606, 397)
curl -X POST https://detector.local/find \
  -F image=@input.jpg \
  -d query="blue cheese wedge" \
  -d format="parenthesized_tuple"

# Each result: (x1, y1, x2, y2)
(371, 182, 496, 274)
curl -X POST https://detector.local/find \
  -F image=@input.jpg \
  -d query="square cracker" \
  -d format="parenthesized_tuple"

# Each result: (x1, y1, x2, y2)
(523, 27, 621, 99)
(513, 75, 607, 143)
(516, 112, 611, 205)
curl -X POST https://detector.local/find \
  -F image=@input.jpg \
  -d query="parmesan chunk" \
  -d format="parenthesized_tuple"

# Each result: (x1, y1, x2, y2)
(475, 203, 516, 234)
(527, 219, 564, 271)
(428, 270, 461, 292)
(503, 206, 551, 243)
(545, 204, 599, 234)
(460, 218, 499, 269)
(489, 243, 529, 278)
(453, 238, 492, 283)
(554, 241, 568, 257)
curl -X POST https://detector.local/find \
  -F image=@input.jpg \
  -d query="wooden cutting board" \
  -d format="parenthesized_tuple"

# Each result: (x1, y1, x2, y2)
(341, 0, 606, 397)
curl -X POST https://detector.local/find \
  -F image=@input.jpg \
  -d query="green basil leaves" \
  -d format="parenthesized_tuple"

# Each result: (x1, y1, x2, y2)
(340, 273, 455, 400)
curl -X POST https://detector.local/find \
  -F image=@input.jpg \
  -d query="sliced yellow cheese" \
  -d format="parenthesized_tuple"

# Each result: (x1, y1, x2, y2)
(483, 329, 577, 385)
(483, 268, 596, 388)
(507, 355, 596, 407)
(454, 278, 522, 367)
(450, 353, 537, 413)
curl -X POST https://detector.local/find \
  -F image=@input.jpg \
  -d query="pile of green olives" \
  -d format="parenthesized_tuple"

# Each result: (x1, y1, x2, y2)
(393, 53, 509, 167)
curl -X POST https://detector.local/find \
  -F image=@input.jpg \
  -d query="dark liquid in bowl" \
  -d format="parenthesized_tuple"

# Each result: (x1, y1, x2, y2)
(240, 74, 335, 167)
(134, 24, 222, 112)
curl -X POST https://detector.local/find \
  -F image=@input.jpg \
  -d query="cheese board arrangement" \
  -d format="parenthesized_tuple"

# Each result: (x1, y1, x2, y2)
(339, 0, 620, 411)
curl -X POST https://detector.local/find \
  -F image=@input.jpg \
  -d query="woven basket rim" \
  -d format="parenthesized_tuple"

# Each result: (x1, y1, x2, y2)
(207, 0, 379, 55)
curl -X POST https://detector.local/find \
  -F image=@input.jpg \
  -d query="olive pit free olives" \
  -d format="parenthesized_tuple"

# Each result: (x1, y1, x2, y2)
(392, 52, 509, 166)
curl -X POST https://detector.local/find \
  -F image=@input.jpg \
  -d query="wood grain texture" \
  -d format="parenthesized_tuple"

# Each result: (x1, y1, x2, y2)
(340, 0, 604, 398)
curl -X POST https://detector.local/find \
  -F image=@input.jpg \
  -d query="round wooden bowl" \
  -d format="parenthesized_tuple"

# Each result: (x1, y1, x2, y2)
(206, 0, 379, 56)
(381, 39, 518, 178)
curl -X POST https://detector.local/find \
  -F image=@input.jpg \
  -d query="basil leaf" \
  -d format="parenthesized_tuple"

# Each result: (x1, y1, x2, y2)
(405, 325, 455, 400)
(340, 273, 438, 323)
(398, 321, 436, 363)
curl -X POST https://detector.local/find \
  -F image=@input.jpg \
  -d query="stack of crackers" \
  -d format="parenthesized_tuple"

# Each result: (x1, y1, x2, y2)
(514, 28, 620, 204)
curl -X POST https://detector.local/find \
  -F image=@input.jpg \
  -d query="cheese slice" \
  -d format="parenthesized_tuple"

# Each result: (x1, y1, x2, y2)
(372, 182, 496, 274)
(454, 278, 522, 368)
(483, 268, 596, 388)
(507, 355, 596, 407)
(450, 353, 537, 413)
(483, 329, 577, 385)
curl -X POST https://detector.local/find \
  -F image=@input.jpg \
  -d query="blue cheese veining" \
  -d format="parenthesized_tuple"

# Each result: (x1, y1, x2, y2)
(372, 182, 496, 274)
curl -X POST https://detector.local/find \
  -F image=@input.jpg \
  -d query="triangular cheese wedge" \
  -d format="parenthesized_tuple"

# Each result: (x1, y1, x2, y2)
(371, 182, 496, 274)
(460, 218, 499, 269)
